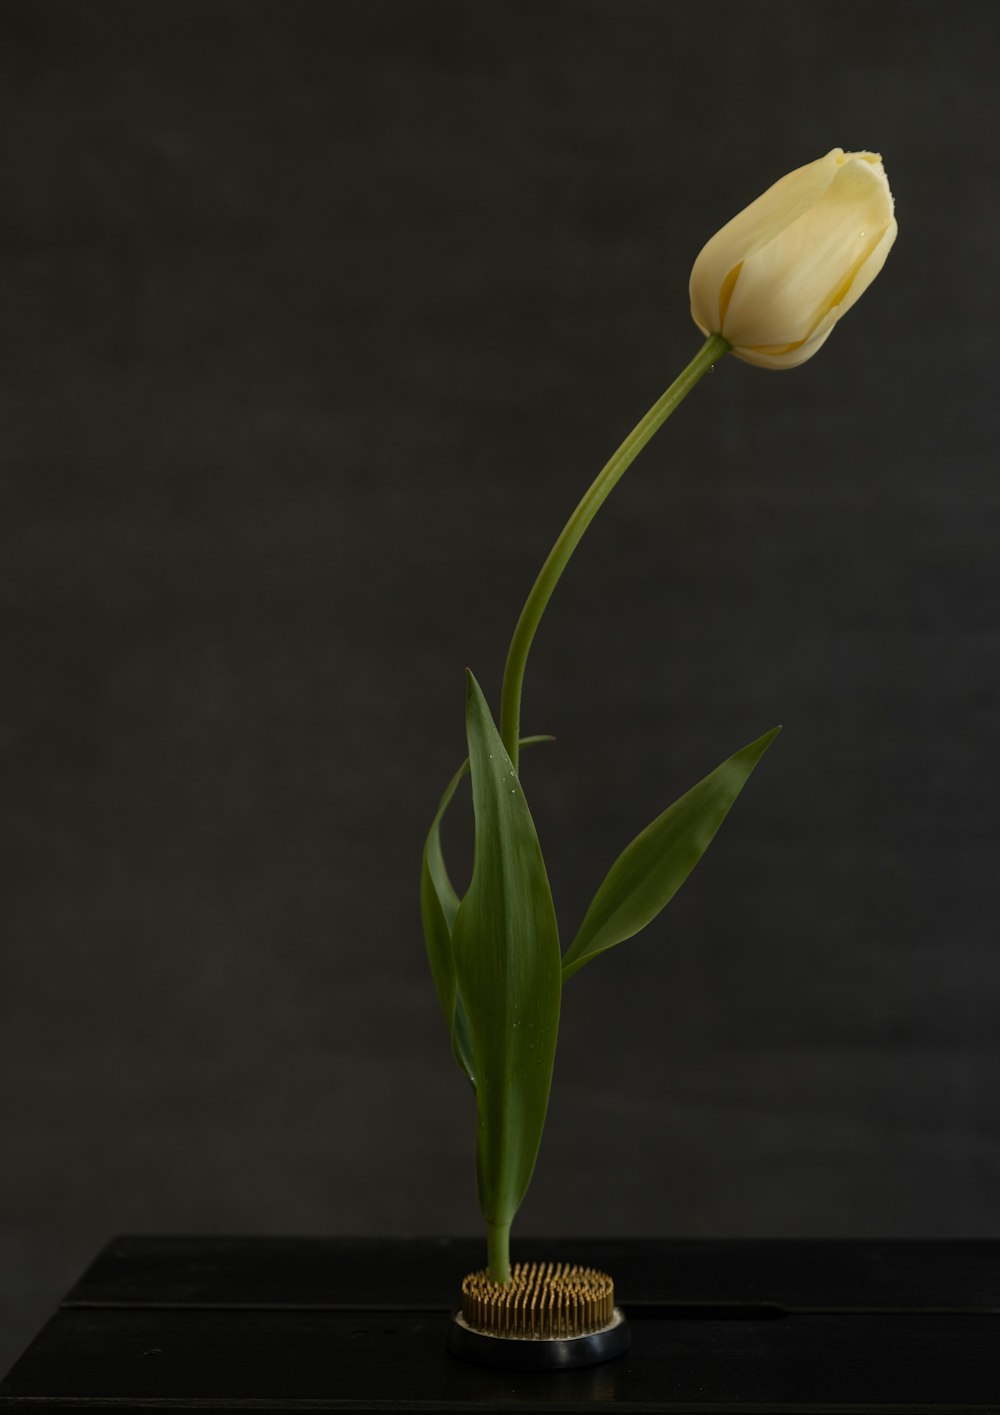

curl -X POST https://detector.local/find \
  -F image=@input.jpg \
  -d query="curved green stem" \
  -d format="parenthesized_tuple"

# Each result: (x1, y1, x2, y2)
(499, 333, 730, 768)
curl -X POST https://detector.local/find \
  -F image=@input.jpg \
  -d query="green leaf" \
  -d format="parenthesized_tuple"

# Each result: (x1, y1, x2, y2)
(561, 726, 781, 982)
(420, 733, 554, 1088)
(451, 672, 562, 1233)
(420, 760, 477, 1084)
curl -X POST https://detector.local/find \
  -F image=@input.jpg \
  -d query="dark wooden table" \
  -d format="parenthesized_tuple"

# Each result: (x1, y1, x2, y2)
(2, 1236, 998, 1412)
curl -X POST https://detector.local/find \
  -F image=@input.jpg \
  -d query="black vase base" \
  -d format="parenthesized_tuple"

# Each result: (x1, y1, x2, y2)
(447, 1307, 630, 1369)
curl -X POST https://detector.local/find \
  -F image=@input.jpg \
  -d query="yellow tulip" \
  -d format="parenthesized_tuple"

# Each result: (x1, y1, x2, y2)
(689, 148, 897, 369)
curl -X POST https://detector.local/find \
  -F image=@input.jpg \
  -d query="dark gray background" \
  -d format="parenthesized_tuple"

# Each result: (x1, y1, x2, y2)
(2, 0, 997, 1374)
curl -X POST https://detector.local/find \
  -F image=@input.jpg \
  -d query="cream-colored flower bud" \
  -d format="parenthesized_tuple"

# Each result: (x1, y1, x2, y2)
(690, 149, 897, 369)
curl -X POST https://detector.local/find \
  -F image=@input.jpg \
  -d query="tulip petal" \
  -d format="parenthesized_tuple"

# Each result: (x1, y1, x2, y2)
(734, 210, 897, 369)
(731, 326, 834, 370)
(809, 214, 898, 333)
(724, 156, 894, 349)
(690, 148, 844, 335)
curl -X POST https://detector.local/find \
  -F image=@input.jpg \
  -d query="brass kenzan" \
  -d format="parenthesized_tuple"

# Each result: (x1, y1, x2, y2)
(460, 1262, 615, 1339)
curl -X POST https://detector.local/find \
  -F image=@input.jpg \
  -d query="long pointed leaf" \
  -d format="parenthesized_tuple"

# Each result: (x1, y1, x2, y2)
(451, 672, 562, 1233)
(420, 734, 554, 1087)
(561, 726, 781, 982)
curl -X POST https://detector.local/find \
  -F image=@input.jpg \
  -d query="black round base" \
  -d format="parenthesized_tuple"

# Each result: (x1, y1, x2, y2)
(447, 1307, 630, 1370)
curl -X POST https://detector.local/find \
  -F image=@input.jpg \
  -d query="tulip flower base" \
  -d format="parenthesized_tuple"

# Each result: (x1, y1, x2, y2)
(4, 1236, 999, 1413)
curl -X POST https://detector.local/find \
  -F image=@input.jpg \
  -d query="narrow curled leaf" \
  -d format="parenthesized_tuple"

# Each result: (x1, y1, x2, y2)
(420, 760, 476, 1084)
(561, 726, 781, 982)
(420, 734, 554, 1088)
(451, 672, 562, 1231)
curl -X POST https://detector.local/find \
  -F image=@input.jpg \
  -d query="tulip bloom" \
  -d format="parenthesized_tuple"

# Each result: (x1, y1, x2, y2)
(690, 148, 897, 369)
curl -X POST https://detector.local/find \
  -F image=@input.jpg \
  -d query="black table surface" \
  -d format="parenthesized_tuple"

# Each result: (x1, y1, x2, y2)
(1, 1236, 998, 1413)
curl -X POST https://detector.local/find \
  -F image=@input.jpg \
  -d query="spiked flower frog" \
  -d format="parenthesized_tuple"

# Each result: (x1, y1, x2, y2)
(421, 149, 896, 1285)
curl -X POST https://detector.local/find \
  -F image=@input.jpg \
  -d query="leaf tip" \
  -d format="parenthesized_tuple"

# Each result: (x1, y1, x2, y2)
(751, 724, 782, 760)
